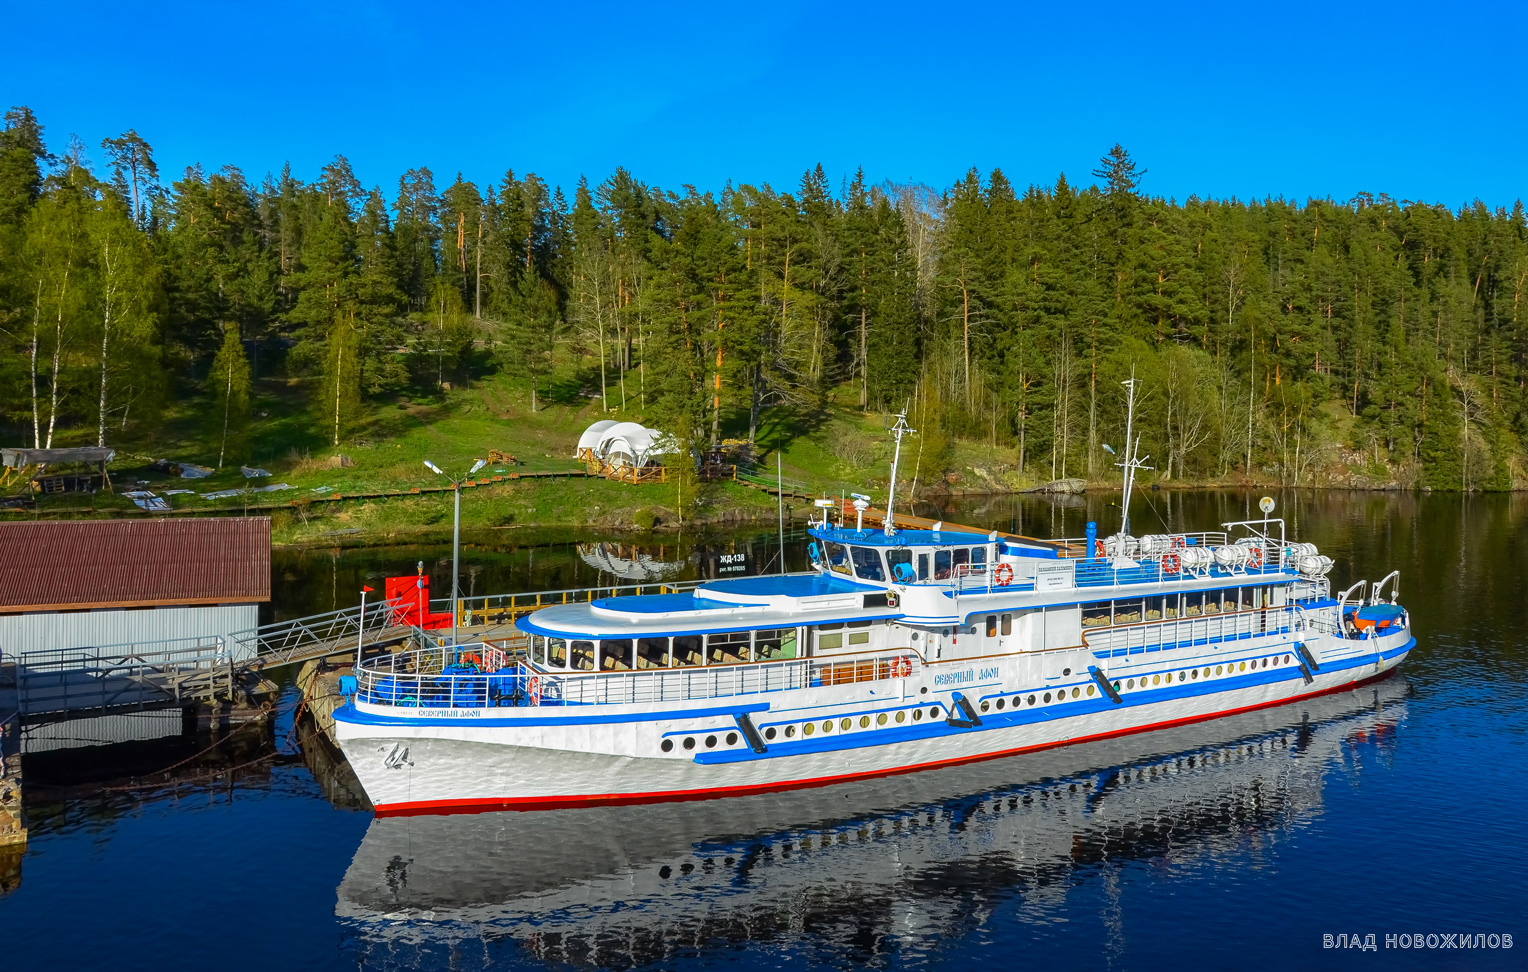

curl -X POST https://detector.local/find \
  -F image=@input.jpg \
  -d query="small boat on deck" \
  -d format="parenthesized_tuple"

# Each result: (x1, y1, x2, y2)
(333, 391, 1414, 817)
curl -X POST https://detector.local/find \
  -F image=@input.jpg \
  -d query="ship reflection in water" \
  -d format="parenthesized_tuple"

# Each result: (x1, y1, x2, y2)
(337, 679, 1406, 967)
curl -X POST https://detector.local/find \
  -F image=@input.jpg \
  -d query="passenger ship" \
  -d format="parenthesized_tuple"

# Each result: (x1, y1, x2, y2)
(333, 405, 1414, 817)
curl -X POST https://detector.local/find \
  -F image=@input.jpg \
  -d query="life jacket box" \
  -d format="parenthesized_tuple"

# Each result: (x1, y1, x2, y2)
(384, 575, 454, 630)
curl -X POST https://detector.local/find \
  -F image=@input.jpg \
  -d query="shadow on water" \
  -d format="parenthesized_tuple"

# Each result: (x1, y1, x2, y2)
(336, 678, 1409, 970)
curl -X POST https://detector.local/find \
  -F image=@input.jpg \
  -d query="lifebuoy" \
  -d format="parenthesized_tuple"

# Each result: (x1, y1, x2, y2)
(890, 657, 912, 678)
(1171, 535, 1186, 548)
(994, 563, 1014, 587)
(1095, 539, 1107, 558)
(527, 675, 542, 706)
(1248, 547, 1264, 568)
(1162, 552, 1181, 574)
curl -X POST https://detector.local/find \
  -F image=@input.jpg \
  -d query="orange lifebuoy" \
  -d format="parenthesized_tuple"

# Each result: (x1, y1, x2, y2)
(1171, 535, 1186, 549)
(994, 563, 1014, 587)
(890, 657, 912, 678)
(1248, 547, 1264, 568)
(528, 675, 541, 706)
(1162, 552, 1181, 574)
(1095, 539, 1107, 558)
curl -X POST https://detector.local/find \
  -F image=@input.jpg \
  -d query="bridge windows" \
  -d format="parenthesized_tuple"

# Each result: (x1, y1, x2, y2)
(570, 640, 596, 671)
(821, 540, 851, 576)
(850, 546, 886, 581)
(886, 548, 913, 582)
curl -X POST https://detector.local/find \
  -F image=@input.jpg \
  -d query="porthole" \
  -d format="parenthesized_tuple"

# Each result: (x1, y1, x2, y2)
(1262, 658, 1269, 668)
(877, 713, 888, 725)
(785, 725, 796, 738)
(1202, 667, 1211, 678)
(661, 738, 674, 753)
(858, 716, 869, 729)
(1027, 694, 1037, 705)
(764, 727, 777, 740)
(1086, 685, 1095, 697)
(980, 701, 990, 713)
(842, 718, 854, 731)
(995, 698, 1005, 710)
(1191, 669, 1199, 680)
(726, 732, 738, 746)
(895, 711, 906, 723)
(1284, 654, 1292, 664)
(1127, 679, 1135, 689)
(1216, 665, 1223, 676)
(1071, 687, 1080, 699)
(1239, 662, 1246, 672)
(1153, 675, 1161, 686)
(823, 721, 834, 733)
(1178, 671, 1187, 682)
(683, 737, 696, 750)
(705, 735, 717, 749)
(930, 707, 941, 719)
(1043, 692, 1052, 703)
(913, 709, 923, 721)
(803, 723, 814, 736)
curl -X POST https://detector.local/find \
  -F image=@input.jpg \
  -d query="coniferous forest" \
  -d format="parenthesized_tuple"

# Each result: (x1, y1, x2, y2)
(3, 104, 1527, 492)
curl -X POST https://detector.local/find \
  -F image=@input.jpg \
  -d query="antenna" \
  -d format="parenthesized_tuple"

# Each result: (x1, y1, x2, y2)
(882, 404, 917, 537)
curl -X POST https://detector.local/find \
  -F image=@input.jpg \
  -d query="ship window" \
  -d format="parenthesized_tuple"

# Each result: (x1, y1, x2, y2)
(822, 540, 852, 575)
(847, 619, 872, 628)
(1115, 599, 1145, 625)
(971, 546, 987, 569)
(673, 634, 703, 667)
(755, 628, 797, 660)
(571, 641, 596, 671)
(1001, 614, 1012, 636)
(850, 546, 886, 581)
(934, 550, 952, 579)
(547, 638, 568, 668)
(1082, 602, 1111, 628)
(637, 637, 670, 669)
(917, 553, 930, 580)
(848, 630, 871, 646)
(600, 639, 633, 671)
(817, 625, 845, 650)
(887, 549, 914, 582)
(530, 635, 546, 666)
(986, 615, 997, 638)
(952, 548, 971, 575)
(1147, 596, 1168, 621)
(707, 630, 751, 664)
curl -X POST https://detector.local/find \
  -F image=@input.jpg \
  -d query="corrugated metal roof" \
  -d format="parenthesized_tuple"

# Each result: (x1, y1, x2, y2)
(0, 517, 271, 611)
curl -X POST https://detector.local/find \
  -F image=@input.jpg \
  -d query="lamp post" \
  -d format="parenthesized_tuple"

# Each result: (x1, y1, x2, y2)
(424, 458, 485, 648)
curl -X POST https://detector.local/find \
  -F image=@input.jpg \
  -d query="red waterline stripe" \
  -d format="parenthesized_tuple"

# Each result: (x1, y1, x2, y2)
(372, 666, 1401, 818)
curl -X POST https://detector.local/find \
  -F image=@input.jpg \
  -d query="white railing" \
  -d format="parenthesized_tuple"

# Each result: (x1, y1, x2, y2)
(353, 644, 921, 710)
(1082, 605, 1302, 657)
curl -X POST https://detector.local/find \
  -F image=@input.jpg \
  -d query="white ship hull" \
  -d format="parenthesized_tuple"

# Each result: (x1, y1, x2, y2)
(335, 627, 1411, 815)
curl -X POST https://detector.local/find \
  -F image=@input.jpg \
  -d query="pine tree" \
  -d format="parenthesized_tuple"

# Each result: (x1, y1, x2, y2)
(209, 321, 250, 466)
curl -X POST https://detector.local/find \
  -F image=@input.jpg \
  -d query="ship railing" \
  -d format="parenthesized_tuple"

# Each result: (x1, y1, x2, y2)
(353, 644, 924, 709)
(1292, 604, 1342, 637)
(1082, 605, 1305, 658)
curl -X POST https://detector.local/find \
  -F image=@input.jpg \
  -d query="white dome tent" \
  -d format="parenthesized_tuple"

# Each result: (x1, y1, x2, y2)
(576, 419, 682, 483)
(575, 419, 620, 461)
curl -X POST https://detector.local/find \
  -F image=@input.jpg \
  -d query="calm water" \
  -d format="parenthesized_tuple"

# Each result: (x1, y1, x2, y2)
(3, 491, 1525, 970)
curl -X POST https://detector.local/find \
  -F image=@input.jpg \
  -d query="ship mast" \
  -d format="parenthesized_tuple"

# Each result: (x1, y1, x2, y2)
(1112, 367, 1151, 538)
(883, 406, 916, 537)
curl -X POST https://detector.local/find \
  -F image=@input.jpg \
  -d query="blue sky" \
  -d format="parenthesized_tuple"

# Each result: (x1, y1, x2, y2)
(4, 0, 1525, 208)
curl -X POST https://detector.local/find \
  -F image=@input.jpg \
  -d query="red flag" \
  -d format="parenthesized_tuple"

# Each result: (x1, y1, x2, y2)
(362, 585, 374, 592)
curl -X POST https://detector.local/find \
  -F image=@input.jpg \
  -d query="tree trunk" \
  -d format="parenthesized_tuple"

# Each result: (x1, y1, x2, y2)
(30, 280, 41, 448)
(45, 268, 70, 450)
